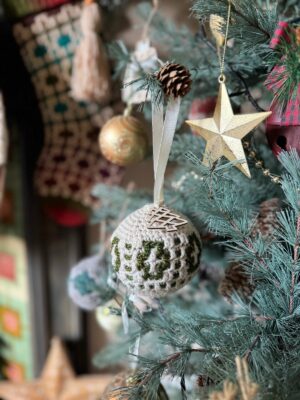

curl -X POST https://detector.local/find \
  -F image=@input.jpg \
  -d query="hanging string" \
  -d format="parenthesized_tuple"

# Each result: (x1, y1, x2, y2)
(142, 0, 159, 41)
(243, 141, 281, 184)
(218, 0, 232, 82)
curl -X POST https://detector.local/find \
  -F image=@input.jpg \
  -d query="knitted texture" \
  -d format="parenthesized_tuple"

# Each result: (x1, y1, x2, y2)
(111, 204, 202, 298)
(68, 255, 105, 310)
(70, 2, 111, 104)
(3, 0, 70, 18)
(13, 3, 122, 212)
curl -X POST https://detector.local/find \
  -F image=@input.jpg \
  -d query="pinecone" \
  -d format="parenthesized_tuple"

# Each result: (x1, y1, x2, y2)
(197, 375, 214, 387)
(251, 198, 281, 239)
(157, 63, 192, 98)
(218, 263, 255, 303)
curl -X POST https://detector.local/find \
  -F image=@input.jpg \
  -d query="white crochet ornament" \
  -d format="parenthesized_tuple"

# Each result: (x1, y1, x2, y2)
(111, 204, 202, 298)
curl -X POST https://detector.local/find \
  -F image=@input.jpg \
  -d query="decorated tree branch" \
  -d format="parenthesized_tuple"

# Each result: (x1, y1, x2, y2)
(65, 0, 300, 398)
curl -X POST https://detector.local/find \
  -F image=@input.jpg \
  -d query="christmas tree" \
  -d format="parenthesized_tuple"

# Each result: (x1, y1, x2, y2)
(67, 0, 300, 398)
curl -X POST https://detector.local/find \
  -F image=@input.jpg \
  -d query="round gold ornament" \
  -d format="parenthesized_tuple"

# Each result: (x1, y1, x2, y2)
(102, 371, 169, 400)
(99, 115, 148, 166)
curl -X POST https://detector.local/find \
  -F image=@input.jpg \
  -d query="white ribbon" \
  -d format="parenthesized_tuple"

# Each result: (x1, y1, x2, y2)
(152, 97, 181, 205)
(129, 334, 141, 370)
(121, 300, 129, 335)
(152, 102, 164, 175)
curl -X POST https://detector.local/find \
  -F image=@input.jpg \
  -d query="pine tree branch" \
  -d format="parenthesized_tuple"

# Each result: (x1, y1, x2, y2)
(229, 67, 266, 112)
(195, 32, 266, 112)
(219, 208, 269, 271)
(244, 335, 260, 362)
(230, 0, 271, 40)
(159, 348, 209, 368)
(289, 214, 300, 314)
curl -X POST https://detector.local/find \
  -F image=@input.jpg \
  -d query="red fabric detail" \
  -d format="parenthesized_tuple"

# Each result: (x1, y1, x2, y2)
(0, 253, 15, 281)
(189, 98, 217, 120)
(4, 362, 25, 382)
(267, 85, 300, 126)
(44, 203, 89, 227)
(270, 21, 290, 49)
(266, 125, 300, 157)
(265, 22, 300, 126)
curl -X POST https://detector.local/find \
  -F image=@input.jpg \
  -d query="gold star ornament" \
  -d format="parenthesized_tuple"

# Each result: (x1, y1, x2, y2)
(186, 82, 271, 177)
(0, 337, 113, 400)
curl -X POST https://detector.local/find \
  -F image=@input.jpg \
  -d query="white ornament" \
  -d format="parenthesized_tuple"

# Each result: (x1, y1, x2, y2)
(111, 203, 202, 298)
(122, 39, 158, 105)
(68, 255, 103, 310)
(95, 299, 122, 337)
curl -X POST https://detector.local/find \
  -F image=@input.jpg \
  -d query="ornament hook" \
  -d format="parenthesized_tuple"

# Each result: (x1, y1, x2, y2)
(218, 74, 226, 84)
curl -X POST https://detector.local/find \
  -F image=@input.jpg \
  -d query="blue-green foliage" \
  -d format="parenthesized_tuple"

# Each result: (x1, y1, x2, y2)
(92, 0, 300, 398)
(94, 151, 300, 399)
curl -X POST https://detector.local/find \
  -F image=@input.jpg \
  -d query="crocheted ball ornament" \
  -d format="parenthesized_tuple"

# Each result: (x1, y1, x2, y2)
(111, 204, 202, 298)
(68, 255, 106, 310)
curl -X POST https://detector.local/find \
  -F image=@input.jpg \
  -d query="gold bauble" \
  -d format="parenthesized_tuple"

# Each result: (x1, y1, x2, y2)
(99, 115, 148, 166)
(102, 371, 169, 400)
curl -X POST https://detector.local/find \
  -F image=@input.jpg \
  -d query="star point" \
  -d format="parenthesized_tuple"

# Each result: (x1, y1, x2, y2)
(186, 82, 272, 178)
(0, 337, 113, 400)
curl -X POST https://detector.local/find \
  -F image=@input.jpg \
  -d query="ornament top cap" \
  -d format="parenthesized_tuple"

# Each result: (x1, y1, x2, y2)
(218, 74, 226, 84)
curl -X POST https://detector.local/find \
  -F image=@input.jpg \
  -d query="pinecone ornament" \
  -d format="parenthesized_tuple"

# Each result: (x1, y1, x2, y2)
(219, 263, 254, 303)
(251, 198, 281, 239)
(157, 63, 192, 98)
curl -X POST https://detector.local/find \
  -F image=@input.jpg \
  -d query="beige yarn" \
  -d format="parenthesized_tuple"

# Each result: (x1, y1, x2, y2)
(71, 2, 111, 104)
(111, 204, 202, 298)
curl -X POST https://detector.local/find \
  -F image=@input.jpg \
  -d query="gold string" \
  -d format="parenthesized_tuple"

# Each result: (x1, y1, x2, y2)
(218, 0, 231, 83)
(243, 141, 281, 184)
(214, 1, 280, 186)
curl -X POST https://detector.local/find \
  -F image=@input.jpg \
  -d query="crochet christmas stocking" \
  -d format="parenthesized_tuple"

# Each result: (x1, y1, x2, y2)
(3, 0, 70, 18)
(13, 2, 123, 226)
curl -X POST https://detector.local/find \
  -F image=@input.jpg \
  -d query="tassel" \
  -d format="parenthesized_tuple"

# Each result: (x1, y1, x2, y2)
(71, 0, 111, 104)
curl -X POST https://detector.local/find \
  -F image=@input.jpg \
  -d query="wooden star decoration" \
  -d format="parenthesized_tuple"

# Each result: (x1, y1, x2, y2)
(0, 337, 113, 400)
(186, 82, 271, 177)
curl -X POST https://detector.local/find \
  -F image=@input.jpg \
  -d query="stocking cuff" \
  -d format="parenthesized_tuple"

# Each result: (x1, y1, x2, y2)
(3, 0, 72, 18)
